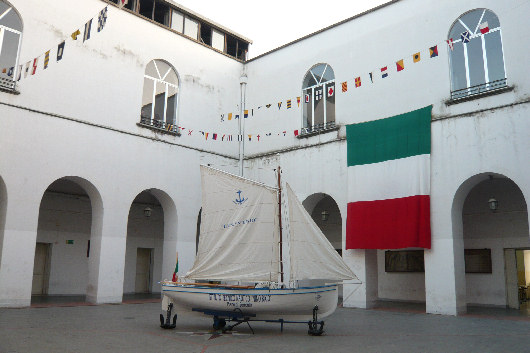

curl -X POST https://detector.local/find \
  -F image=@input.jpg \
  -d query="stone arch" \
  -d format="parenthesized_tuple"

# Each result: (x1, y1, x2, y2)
(302, 193, 342, 251)
(452, 172, 529, 309)
(125, 188, 178, 294)
(451, 172, 527, 240)
(32, 176, 103, 301)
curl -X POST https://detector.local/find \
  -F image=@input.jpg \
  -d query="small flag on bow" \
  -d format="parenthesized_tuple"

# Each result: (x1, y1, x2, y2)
(172, 252, 178, 282)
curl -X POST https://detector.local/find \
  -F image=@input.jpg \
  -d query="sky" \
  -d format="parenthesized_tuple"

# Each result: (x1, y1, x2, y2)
(173, 0, 389, 58)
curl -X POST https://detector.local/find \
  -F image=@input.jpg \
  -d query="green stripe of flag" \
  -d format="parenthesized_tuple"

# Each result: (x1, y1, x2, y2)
(347, 106, 432, 167)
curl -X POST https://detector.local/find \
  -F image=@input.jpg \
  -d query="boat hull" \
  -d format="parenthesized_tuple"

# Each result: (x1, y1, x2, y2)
(161, 283, 339, 321)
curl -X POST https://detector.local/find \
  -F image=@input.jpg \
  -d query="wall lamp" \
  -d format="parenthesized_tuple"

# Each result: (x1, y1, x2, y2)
(144, 207, 152, 218)
(321, 210, 329, 221)
(488, 197, 498, 211)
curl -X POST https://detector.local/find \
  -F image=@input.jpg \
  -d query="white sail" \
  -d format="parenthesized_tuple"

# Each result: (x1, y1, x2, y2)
(185, 166, 280, 282)
(286, 183, 358, 281)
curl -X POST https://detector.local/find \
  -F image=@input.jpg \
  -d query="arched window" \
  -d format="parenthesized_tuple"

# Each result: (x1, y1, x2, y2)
(140, 59, 179, 132)
(0, 0, 22, 90)
(448, 9, 506, 100)
(302, 63, 335, 134)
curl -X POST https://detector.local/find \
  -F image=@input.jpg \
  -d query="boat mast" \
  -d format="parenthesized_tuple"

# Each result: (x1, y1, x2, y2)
(277, 166, 284, 284)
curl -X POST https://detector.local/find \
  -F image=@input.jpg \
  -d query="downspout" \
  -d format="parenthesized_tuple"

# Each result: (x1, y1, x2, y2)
(239, 74, 248, 176)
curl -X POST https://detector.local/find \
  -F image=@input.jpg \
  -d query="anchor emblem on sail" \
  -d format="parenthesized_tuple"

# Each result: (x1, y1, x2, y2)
(233, 190, 248, 205)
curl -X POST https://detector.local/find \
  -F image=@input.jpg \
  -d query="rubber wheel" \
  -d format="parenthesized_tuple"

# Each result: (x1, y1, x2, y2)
(213, 318, 226, 330)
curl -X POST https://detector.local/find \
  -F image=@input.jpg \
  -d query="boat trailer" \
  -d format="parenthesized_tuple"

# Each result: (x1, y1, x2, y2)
(160, 304, 325, 336)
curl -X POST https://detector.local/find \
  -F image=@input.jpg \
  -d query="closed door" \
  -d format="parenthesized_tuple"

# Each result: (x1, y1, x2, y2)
(505, 249, 519, 309)
(32, 243, 50, 295)
(135, 248, 152, 293)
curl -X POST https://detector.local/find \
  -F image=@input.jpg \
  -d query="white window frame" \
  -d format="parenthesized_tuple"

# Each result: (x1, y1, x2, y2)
(0, 6, 22, 83)
(142, 60, 179, 127)
(448, 9, 506, 99)
(301, 64, 335, 132)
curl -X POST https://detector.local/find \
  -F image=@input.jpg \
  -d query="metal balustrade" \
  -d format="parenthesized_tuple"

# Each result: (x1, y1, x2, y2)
(0, 76, 16, 92)
(301, 121, 336, 135)
(139, 116, 179, 134)
(450, 78, 507, 101)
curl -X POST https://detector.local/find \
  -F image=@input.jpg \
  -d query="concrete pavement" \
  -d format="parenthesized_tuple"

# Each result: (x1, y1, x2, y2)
(1, 301, 530, 353)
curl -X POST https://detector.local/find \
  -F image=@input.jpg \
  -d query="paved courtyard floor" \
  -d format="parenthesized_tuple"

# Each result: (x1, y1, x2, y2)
(1, 301, 530, 353)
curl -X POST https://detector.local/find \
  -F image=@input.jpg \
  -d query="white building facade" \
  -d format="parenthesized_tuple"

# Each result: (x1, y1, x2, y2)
(0, 0, 528, 316)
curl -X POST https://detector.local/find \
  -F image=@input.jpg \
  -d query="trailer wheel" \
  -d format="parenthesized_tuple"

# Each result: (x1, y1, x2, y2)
(213, 317, 226, 330)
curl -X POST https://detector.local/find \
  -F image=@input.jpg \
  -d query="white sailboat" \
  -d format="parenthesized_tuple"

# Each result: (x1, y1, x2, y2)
(160, 165, 358, 333)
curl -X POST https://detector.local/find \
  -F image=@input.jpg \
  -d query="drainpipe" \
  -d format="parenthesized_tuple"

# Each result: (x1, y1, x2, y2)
(239, 74, 248, 177)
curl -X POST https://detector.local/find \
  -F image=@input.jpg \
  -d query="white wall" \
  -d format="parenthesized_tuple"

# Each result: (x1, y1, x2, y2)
(4, 0, 244, 155)
(1, 0, 530, 313)
(377, 251, 426, 302)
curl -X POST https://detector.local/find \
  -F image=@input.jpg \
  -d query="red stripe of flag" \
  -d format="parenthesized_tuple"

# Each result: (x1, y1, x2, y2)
(346, 195, 431, 249)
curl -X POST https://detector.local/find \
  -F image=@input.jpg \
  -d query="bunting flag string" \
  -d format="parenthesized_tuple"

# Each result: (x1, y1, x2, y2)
(1, 4, 497, 147)
(218, 39, 447, 125)
(1, 6, 108, 82)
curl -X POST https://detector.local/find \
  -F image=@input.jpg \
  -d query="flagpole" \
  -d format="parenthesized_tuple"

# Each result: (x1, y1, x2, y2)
(239, 74, 248, 177)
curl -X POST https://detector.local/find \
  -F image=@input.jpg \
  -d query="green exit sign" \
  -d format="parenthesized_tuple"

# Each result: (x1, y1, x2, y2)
(66, 240, 74, 244)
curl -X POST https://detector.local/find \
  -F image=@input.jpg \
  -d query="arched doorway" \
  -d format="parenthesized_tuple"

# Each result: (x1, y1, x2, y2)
(124, 190, 163, 297)
(458, 174, 529, 311)
(302, 193, 342, 253)
(124, 189, 177, 299)
(302, 193, 343, 299)
(32, 178, 100, 303)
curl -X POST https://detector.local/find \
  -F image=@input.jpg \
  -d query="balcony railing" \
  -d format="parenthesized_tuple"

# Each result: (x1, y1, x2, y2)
(0, 76, 16, 92)
(300, 121, 336, 135)
(139, 116, 179, 134)
(450, 78, 507, 101)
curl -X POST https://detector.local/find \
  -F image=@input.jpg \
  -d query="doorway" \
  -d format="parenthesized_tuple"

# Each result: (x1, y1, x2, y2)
(135, 248, 153, 293)
(32, 243, 51, 295)
(504, 248, 530, 310)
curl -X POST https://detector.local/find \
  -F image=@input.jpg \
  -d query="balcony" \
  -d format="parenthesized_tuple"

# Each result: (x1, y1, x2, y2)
(450, 78, 508, 102)
(299, 121, 338, 138)
(138, 116, 180, 135)
(0, 76, 16, 93)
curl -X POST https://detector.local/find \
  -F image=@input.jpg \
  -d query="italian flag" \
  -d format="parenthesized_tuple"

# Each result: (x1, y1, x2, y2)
(172, 253, 178, 282)
(346, 106, 432, 249)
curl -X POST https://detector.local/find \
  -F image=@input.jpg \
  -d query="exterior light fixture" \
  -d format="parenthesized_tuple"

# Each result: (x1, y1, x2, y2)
(488, 198, 498, 211)
(321, 210, 329, 221)
(144, 207, 152, 218)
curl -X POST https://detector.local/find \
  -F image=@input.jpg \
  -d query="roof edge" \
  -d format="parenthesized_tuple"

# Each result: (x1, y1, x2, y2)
(165, 0, 253, 44)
